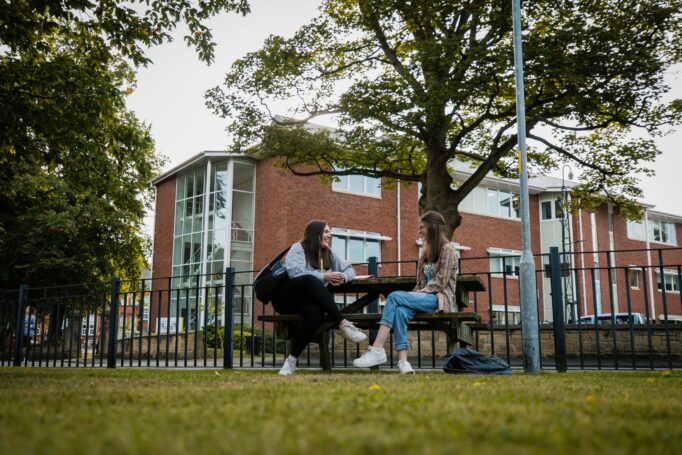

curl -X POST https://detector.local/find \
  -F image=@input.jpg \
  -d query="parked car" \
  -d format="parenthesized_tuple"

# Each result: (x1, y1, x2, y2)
(578, 313, 647, 325)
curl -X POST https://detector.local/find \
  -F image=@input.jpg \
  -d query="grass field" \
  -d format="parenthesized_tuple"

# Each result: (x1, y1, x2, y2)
(1, 368, 680, 454)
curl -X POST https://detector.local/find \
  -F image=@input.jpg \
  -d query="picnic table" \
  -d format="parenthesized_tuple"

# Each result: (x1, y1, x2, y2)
(258, 275, 485, 370)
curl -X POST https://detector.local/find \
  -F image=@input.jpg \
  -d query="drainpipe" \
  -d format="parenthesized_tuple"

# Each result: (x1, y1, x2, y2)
(644, 209, 656, 320)
(578, 206, 588, 317)
(397, 180, 401, 276)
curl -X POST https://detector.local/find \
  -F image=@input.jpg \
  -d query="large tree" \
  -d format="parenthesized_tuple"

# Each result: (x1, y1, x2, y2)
(207, 0, 682, 236)
(0, 1, 250, 287)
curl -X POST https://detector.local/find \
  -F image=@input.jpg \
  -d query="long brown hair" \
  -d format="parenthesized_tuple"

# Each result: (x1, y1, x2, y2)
(301, 220, 334, 270)
(420, 211, 449, 263)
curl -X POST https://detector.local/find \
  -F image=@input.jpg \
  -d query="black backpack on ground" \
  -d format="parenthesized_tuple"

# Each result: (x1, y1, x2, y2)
(443, 348, 512, 375)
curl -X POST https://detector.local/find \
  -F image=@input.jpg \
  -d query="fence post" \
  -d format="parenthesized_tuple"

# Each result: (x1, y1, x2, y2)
(223, 267, 235, 369)
(107, 277, 121, 369)
(13, 284, 28, 366)
(549, 247, 567, 372)
(367, 257, 379, 344)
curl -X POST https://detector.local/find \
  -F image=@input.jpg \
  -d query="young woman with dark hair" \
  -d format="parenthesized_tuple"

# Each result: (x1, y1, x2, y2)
(353, 211, 459, 374)
(272, 219, 367, 375)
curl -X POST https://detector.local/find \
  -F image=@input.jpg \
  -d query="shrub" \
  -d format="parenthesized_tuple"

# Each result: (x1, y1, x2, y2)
(202, 324, 286, 354)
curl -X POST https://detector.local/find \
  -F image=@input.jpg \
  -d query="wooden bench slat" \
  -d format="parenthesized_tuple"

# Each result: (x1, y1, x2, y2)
(258, 312, 480, 323)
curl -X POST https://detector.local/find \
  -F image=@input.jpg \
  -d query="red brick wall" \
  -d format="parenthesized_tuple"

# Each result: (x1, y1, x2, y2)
(253, 158, 420, 278)
(152, 176, 176, 282)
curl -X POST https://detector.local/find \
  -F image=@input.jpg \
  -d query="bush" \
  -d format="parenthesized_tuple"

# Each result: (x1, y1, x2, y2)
(202, 324, 286, 354)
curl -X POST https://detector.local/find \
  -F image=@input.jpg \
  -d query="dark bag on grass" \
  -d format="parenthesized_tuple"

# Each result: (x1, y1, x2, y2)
(443, 348, 512, 375)
(253, 247, 291, 304)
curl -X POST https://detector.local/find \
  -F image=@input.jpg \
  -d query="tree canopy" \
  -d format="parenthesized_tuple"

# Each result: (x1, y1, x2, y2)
(0, 1, 250, 288)
(207, 0, 682, 236)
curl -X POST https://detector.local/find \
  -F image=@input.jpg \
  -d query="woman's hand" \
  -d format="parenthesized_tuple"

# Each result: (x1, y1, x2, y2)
(324, 271, 345, 285)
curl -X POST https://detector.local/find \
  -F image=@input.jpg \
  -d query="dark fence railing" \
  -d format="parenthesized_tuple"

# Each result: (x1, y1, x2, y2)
(2, 247, 680, 370)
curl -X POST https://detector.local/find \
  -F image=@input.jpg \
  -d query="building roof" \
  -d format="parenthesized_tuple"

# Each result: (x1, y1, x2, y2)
(151, 150, 254, 186)
(450, 160, 680, 218)
(152, 147, 680, 220)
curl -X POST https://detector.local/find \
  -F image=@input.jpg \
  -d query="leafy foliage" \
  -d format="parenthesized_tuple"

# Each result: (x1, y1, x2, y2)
(0, 1, 250, 288)
(207, 0, 682, 233)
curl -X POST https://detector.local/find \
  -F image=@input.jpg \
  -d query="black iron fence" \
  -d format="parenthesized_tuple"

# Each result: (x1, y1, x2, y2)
(1, 247, 680, 370)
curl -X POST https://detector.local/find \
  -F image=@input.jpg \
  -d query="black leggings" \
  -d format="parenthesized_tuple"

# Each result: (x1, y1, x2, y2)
(271, 275, 344, 358)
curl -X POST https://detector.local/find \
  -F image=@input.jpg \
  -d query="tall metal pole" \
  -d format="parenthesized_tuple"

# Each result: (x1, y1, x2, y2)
(512, 0, 541, 373)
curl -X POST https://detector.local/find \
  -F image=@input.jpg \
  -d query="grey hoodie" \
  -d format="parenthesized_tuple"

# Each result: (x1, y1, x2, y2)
(284, 242, 356, 286)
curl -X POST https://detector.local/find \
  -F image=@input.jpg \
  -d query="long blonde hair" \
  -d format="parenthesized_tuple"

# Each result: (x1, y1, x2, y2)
(420, 211, 449, 263)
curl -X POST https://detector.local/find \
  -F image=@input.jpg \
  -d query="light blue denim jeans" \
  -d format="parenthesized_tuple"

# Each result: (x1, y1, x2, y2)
(380, 291, 438, 351)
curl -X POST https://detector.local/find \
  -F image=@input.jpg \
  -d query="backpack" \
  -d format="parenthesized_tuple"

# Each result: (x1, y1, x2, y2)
(253, 246, 291, 304)
(443, 348, 512, 375)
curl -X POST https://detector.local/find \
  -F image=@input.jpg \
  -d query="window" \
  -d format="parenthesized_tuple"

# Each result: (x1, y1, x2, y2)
(628, 268, 640, 289)
(492, 305, 521, 325)
(627, 218, 677, 245)
(81, 315, 96, 337)
(331, 228, 386, 263)
(656, 270, 680, 293)
(650, 220, 677, 245)
(173, 167, 206, 289)
(488, 248, 521, 277)
(541, 198, 565, 220)
(333, 171, 381, 197)
(626, 220, 646, 241)
(460, 186, 520, 219)
(541, 201, 553, 220)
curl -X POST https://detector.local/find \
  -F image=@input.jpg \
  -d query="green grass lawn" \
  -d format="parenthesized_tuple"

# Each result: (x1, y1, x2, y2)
(0, 368, 680, 454)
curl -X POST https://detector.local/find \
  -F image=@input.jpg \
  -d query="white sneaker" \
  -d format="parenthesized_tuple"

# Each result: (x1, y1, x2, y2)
(278, 355, 297, 376)
(353, 346, 387, 368)
(398, 360, 415, 374)
(339, 321, 367, 343)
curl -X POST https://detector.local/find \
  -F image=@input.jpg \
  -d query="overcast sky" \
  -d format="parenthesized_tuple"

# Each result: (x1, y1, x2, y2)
(126, 0, 681, 219)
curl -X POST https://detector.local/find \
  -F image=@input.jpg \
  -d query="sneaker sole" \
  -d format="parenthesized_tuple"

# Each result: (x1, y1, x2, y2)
(352, 359, 387, 368)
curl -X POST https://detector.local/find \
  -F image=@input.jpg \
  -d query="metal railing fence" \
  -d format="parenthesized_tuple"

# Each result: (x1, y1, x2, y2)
(2, 247, 680, 370)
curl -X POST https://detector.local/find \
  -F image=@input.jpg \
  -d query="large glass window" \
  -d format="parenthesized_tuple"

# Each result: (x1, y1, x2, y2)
(333, 171, 381, 197)
(627, 218, 677, 245)
(460, 186, 520, 219)
(172, 167, 206, 289)
(171, 160, 256, 325)
(331, 228, 385, 263)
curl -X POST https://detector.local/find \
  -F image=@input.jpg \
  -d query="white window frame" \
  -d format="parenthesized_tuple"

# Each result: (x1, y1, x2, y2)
(650, 219, 677, 245)
(331, 228, 390, 263)
(627, 218, 677, 246)
(332, 171, 381, 198)
(81, 315, 96, 337)
(492, 305, 521, 325)
(628, 266, 641, 289)
(540, 198, 564, 221)
(459, 185, 520, 220)
(487, 247, 522, 278)
(656, 269, 680, 293)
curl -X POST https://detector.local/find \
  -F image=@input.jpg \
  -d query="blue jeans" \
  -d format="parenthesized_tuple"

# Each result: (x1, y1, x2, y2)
(380, 291, 438, 351)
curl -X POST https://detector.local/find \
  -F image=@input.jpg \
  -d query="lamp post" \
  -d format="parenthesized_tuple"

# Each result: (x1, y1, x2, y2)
(511, 0, 540, 374)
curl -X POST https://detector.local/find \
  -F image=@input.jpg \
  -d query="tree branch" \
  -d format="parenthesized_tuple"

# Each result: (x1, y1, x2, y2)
(527, 133, 626, 176)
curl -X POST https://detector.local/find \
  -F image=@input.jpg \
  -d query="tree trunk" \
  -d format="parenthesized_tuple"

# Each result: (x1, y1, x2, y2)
(420, 142, 463, 239)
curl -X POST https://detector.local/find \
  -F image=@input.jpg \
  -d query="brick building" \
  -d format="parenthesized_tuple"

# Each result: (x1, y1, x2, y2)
(150, 152, 682, 329)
